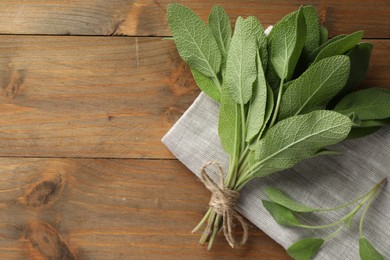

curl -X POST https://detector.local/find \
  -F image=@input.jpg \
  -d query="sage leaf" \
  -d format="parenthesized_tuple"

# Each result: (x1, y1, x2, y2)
(246, 16, 268, 70)
(314, 149, 342, 156)
(348, 126, 383, 139)
(292, 6, 320, 78)
(265, 187, 319, 212)
(309, 34, 346, 61)
(343, 43, 373, 93)
(249, 84, 274, 149)
(254, 110, 352, 176)
(218, 88, 241, 155)
(283, 79, 295, 90)
(350, 112, 390, 128)
(279, 55, 350, 119)
(334, 88, 390, 120)
(330, 43, 373, 106)
(346, 115, 390, 139)
(246, 50, 267, 142)
(208, 6, 232, 59)
(266, 60, 281, 91)
(269, 7, 307, 81)
(225, 17, 257, 104)
(359, 118, 390, 127)
(312, 30, 363, 64)
(287, 238, 325, 260)
(260, 85, 275, 136)
(319, 25, 328, 45)
(302, 6, 320, 57)
(191, 69, 220, 102)
(348, 111, 362, 126)
(167, 3, 221, 78)
(262, 200, 301, 226)
(345, 113, 390, 139)
(359, 238, 384, 260)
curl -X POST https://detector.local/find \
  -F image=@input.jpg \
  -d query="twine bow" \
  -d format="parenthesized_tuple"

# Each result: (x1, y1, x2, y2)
(200, 161, 248, 248)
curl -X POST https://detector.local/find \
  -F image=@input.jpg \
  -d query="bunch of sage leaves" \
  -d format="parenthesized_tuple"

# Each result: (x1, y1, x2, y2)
(167, 3, 390, 258)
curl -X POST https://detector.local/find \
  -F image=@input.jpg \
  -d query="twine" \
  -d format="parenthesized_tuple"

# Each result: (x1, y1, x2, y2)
(199, 161, 248, 248)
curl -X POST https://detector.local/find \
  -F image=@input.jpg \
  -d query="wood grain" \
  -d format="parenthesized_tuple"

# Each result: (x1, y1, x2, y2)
(326, 0, 390, 38)
(0, 36, 198, 159)
(0, 158, 290, 259)
(0, 36, 389, 159)
(0, 0, 388, 38)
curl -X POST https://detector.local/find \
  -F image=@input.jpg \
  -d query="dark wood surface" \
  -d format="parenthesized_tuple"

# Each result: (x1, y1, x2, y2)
(0, 1, 389, 38)
(0, 1, 388, 259)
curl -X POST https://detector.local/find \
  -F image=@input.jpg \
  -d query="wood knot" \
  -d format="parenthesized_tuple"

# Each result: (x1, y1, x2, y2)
(107, 113, 115, 121)
(19, 174, 63, 209)
(169, 62, 198, 96)
(165, 106, 184, 123)
(3, 70, 24, 98)
(24, 222, 75, 260)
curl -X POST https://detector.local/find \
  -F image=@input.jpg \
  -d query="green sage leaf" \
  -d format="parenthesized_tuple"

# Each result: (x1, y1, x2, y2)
(334, 88, 390, 120)
(167, 3, 221, 78)
(319, 25, 328, 45)
(249, 84, 275, 150)
(312, 30, 363, 64)
(347, 126, 383, 139)
(246, 50, 267, 142)
(309, 34, 346, 61)
(266, 60, 281, 91)
(265, 187, 319, 212)
(269, 7, 307, 81)
(254, 110, 352, 176)
(292, 6, 320, 78)
(225, 17, 257, 104)
(347, 111, 362, 126)
(359, 237, 384, 260)
(287, 238, 325, 260)
(342, 43, 373, 93)
(314, 149, 342, 156)
(302, 6, 320, 57)
(330, 42, 373, 106)
(279, 55, 350, 120)
(347, 118, 390, 140)
(208, 6, 232, 58)
(262, 200, 301, 226)
(218, 88, 241, 155)
(260, 85, 275, 136)
(359, 118, 390, 127)
(191, 69, 220, 102)
(345, 109, 390, 139)
(246, 16, 268, 70)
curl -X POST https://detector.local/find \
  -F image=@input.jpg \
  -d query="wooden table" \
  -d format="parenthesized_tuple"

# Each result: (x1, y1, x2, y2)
(0, 1, 388, 259)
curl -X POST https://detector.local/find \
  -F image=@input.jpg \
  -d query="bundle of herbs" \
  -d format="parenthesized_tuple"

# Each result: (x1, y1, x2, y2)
(167, 4, 389, 258)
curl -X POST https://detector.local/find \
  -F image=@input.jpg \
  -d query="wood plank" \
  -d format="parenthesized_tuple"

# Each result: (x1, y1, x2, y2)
(364, 40, 390, 88)
(0, 36, 389, 159)
(0, 158, 290, 259)
(326, 0, 390, 38)
(0, 1, 388, 38)
(0, 36, 198, 159)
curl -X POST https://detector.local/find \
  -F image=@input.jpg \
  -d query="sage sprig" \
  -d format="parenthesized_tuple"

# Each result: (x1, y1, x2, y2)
(263, 178, 387, 259)
(167, 3, 390, 254)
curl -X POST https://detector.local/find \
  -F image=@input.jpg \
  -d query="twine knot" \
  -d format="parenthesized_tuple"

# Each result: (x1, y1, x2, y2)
(200, 161, 248, 248)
